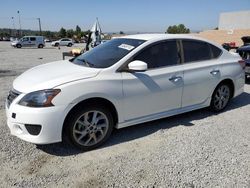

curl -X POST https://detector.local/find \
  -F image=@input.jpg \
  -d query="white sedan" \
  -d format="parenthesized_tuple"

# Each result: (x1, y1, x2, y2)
(51, 38, 74, 47)
(6, 34, 245, 150)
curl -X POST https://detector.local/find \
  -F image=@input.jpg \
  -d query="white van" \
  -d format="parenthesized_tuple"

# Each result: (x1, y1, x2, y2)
(11, 36, 45, 48)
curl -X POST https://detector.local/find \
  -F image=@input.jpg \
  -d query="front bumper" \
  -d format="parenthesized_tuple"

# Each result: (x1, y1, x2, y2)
(5, 99, 67, 144)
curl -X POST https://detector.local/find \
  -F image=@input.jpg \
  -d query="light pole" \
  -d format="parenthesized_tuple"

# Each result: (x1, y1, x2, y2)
(11, 17, 16, 37)
(17, 10, 22, 37)
(37, 18, 42, 35)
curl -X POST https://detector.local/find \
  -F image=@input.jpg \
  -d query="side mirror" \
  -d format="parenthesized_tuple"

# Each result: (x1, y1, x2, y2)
(128, 60, 148, 72)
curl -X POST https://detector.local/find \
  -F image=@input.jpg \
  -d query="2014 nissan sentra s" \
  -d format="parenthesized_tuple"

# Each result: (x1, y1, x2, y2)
(6, 34, 245, 150)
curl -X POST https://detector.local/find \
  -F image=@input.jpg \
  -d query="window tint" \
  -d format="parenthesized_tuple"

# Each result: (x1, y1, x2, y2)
(61, 39, 70, 41)
(30, 37, 36, 41)
(133, 41, 179, 69)
(210, 44, 222, 58)
(182, 40, 211, 63)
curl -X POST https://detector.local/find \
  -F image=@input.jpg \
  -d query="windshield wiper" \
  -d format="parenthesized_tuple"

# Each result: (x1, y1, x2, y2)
(77, 59, 95, 67)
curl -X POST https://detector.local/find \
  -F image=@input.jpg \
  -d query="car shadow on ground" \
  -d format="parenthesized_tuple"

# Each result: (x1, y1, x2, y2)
(37, 91, 250, 156)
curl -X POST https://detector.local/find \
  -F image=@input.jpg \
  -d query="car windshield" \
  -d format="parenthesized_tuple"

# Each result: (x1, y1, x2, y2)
(71, 38, 145, 68)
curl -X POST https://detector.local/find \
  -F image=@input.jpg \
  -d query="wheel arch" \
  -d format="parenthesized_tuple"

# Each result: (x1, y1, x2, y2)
(214, 78, 235, 99)
(62, 97, 119, 138)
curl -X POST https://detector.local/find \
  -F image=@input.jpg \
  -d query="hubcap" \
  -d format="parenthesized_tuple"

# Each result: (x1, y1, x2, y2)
(214, 85, 230, 110)
(72, 111, 109, 146)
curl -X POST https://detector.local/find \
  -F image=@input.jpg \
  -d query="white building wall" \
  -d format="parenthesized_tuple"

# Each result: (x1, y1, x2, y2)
(219, 10, 250, 30)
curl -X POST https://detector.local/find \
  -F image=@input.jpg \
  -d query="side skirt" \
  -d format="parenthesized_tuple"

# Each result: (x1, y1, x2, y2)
(116, 98, 211, 129)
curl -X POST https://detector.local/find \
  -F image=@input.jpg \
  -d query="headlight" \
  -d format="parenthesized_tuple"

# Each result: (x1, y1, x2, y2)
(19, 89, 61, 107)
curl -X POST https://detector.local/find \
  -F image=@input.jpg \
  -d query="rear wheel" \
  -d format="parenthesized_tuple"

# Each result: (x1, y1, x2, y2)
(16, 44, 22, 48)
(68, 43, 72, 47)
(210, 83, 231, 112)
(64, 105, 114, 150)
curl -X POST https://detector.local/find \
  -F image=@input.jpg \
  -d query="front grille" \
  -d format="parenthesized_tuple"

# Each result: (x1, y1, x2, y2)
(6, 89, 21, 108)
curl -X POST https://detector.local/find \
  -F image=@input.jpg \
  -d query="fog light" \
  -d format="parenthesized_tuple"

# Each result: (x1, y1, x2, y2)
(25, 124, 42, 136)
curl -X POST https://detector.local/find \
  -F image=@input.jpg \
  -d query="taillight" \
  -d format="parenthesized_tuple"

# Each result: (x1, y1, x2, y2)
(238, 60, 246, 70)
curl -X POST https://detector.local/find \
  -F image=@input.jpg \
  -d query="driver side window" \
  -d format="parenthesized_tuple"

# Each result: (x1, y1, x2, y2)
(22, 37, 29, 42)
(133, 40, 179, 69)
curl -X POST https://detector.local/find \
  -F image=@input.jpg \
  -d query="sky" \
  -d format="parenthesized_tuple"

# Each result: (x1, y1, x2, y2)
(0, 0, 249, 33)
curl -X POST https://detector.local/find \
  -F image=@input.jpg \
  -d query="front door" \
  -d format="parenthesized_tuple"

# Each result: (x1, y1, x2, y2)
(21, 37, 30, 47)
(122, 40, 184, 121)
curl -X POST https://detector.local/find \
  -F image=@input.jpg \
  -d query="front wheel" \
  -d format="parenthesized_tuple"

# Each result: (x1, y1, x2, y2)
(64, 106, 114, 150)
(68, 43, 72, 47)
(16, 44, 22, 48)
(210, 83, 231, 112)
(38, 44, 44, 48)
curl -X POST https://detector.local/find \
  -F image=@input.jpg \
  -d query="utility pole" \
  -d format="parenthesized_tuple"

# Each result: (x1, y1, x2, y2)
(11, 17, 16, 37)
(17, 11, 22, 37)
(37, 18, 42, 35)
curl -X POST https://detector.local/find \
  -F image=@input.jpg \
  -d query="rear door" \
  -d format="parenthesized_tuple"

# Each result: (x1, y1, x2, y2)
(181, 39, 223, 107)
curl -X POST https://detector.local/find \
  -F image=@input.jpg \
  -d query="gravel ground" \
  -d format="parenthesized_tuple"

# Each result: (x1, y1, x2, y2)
(0, 41, 250, 188)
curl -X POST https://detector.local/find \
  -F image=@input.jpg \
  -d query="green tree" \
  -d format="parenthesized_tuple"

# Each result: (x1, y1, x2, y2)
(166, 24, 190, 34)
(76, 25, 81, 34)
(119, 31, 124, 34)
(59, 27, 66, 38)
(66, 29, 74, 38)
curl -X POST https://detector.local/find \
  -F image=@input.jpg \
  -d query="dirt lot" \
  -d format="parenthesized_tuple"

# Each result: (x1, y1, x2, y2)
(0, 41, 250, 188)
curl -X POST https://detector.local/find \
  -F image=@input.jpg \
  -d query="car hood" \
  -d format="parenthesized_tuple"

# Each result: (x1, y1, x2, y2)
(13, 60, 101, 93)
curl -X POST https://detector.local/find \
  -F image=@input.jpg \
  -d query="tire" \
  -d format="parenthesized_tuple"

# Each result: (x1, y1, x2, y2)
(16, 44, 22, 48)
(68, 43, 72, 47)
(64, 105, 114, 150)
(55, 43, 59, 47)
(38, 44, 44, 48)
(210, 83, 232, 112)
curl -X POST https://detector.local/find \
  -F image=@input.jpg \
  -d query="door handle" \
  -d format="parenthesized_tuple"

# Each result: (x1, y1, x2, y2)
(210, 70, 220, 75)
(169, 76, 182, 82)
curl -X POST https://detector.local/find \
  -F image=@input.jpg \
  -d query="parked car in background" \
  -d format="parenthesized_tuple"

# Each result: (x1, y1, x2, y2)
(51, 38, 74, 47)
(6, 34, 245, 150)
(237, 45, 250, 80)
(44, 38, 52, 42)
(11, 36, 45, 48)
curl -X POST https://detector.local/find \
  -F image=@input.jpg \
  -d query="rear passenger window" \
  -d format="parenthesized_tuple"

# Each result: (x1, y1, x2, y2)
(30, 37, 36, 41)
(182, 40, 211, 63)
(210, 44, 222, 58)
(133, 40, 179, 69)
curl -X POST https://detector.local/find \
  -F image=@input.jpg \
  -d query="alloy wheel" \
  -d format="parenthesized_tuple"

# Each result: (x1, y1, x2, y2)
(72, 111, 109, 146)
(213, 85, 230, 110)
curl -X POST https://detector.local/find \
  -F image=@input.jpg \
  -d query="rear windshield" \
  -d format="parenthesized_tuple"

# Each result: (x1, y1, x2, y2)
(72, 38, 145, 68)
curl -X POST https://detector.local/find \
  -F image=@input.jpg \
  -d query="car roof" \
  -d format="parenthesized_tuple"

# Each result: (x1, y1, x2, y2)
(120, 33, 207, 42)
(23, 36, 43, 37)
